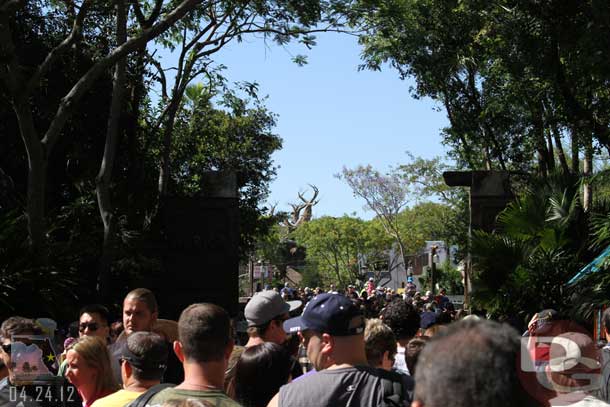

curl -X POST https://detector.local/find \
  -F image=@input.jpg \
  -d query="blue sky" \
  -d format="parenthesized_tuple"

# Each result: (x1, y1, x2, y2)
(159, 32, 449, 219)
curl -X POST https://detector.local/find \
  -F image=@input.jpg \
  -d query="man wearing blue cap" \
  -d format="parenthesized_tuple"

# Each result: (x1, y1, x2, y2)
(267, 293, 408, 407)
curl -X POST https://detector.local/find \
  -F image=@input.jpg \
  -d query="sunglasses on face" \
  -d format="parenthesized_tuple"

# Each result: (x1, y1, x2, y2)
(1, 344, 10, 355)
(79, 322, 99, 332)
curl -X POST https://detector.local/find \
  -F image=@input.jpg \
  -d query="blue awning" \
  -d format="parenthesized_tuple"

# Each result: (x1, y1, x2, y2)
(567, 245, 610, 286)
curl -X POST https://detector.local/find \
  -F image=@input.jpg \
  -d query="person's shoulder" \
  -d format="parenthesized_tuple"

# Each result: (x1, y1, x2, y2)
(149, 388, 240, 407)
(356, 366, 407, 388)
(92, 390, 141, 407)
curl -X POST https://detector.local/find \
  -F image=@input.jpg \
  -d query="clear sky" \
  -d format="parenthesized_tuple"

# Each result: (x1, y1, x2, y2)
(162, 32, 450, 219)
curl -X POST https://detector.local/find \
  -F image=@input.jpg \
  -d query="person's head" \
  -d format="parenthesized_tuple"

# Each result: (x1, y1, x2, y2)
(78, 304, 111, 342)
(110, 321, 124, 343)
(65, 336, 118, 400)
(405, 338, 427, 376)
(234, 342, 292, 407)
(244, 291, 300, 345)
(364, 319, 397, 370)
(283, 293, 365, 371)
(412, 319, 536, 407)
(175, 303, 233, 367)
(544, 331, 601, 398)
(123, 288, 159, 336)
(0, 317, 42, 379)
(380, 299, 420, 341)
(120, 331, 168, 386)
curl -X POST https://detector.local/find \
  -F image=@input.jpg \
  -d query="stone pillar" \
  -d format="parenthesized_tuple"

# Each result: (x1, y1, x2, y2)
(442, 171, 514, 308)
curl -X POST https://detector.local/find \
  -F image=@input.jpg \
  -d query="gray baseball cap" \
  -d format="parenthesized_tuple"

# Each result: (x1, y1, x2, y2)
(245, 290, 302, 327)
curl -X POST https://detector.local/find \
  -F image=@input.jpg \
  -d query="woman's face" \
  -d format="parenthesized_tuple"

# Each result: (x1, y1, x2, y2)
(65, 349, 97, 389)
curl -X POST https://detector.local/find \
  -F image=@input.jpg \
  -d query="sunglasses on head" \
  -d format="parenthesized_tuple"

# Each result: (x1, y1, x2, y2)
(79, 322, 99, 332)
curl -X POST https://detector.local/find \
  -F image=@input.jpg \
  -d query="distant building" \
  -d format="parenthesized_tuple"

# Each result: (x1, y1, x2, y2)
(379, 241, 458, 291)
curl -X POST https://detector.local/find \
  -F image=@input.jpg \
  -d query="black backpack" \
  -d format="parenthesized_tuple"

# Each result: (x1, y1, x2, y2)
(380, 372, 411, 407)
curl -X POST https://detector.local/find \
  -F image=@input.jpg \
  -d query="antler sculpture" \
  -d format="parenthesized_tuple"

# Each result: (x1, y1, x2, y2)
(284, 185, 319, 231)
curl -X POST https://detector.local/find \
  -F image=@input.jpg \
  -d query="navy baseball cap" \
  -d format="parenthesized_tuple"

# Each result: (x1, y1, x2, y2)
(283, 293, 364, 336)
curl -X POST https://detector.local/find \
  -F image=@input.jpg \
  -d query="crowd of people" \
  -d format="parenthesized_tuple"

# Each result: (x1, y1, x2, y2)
(1, 283, 610, 407)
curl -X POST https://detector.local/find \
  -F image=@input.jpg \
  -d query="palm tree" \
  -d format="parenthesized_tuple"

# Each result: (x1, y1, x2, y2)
(470, 171, 587, 320)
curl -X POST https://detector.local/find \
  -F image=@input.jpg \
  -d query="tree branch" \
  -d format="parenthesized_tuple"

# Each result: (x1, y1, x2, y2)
(130, 0, 146, 26)
(40, 0, 203, 157)
(24, 0, 93, 97)
(146, 51, 168, 100)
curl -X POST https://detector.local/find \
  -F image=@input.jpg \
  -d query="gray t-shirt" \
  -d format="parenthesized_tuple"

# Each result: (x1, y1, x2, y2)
(278, 365, 408, 407)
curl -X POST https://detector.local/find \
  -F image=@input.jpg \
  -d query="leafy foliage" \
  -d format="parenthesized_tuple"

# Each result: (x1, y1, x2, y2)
(293, 215, 392, 286)
(470, 172, 601, 320)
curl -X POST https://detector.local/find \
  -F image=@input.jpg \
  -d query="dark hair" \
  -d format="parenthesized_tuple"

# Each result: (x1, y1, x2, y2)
(405, 338, 427, 376)
(125, 332, 168, 381)
(111, 321, 124, 338)
(234, 343, 292, 407)
(380, 300, 420, 340)
(178, 303, 231, 363)
(246, 321, 272, 338)
(126, 288, 158, 313)
(0, 316, 42, 340)
(68, 321, 79, 338)
(79, 304, 111, 325)
(436, 311, 453, 325)
(414, 320, 537, 407)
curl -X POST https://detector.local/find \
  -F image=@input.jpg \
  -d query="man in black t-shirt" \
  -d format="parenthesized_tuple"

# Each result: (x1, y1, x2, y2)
(268, 293, 408, 407)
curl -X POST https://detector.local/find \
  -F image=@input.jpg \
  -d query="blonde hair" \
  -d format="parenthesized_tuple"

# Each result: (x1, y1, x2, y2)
(70, 336, 118, 396)
(364, 318, 396, 368)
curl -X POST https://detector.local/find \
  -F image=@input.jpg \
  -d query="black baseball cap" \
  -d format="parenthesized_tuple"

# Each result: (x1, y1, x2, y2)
(283, 293, 364, 336)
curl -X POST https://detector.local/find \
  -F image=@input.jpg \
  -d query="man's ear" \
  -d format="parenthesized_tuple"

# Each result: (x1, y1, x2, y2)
(173, 340, 185, 363)
(151, 312, 159, 328)
(122, 360, 132, 379)
(321, 333, 333, 355)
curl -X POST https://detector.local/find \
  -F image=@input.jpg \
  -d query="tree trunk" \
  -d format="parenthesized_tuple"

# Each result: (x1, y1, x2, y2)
(583, 133, 593, 211)
(546, 129, 555, 172)
(126, 49, 147, 229)
(157, 99, 180, 198)
(3, 0, 201, 251)
(571, 127, 580, 173)
(531, 102, 549, 176)
(551, 123, 570, 174)
(95, 0, 127, 300)
(396, 237, 408, 282)
(483, 146, 492, 170)
(13, 102, 47, 259)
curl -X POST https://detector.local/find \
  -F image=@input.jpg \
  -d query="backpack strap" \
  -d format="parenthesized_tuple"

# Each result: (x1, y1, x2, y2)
(126, 383, 175, 407)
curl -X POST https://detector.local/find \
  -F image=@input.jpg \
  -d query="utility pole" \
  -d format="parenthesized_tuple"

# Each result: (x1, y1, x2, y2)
(430, 245, 438, 295)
